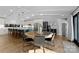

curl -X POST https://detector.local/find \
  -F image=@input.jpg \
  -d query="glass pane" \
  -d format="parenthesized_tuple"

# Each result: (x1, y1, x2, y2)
(74, 16, 77, 40)
(78, 15, 79, 42)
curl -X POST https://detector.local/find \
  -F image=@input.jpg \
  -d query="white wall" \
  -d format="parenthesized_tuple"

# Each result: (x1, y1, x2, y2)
(67, 15, 74, 41)
(24, 19, 43, 25)
(0, 18, 8, 35)
(5, 19, 24, 25)
(57, 19, 68, 37)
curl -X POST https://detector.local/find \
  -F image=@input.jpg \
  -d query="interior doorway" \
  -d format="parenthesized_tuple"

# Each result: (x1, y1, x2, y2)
(62, 23, 67, 37)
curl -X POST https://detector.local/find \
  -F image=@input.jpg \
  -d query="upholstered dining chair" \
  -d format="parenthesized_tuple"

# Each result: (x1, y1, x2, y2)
(44, 33, 55, 49)
(34, 36, 45, 53)
(22, 34, 34, 52)
(45, 33, 53, 41)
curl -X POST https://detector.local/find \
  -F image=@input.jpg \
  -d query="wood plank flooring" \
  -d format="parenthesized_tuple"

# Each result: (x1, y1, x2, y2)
(0, 34, 70, 53)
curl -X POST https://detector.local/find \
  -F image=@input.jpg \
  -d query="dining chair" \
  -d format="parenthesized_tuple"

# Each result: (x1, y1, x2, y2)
(44, 33, 55, 49)
(45, 33, 53, 41)
(22, 34, 34, 52)
(34, 36, 45, 53)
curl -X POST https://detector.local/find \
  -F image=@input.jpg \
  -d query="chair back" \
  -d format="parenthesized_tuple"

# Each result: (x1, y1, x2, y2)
(34, 36, 45, 46)
(45, 33, 53, 38)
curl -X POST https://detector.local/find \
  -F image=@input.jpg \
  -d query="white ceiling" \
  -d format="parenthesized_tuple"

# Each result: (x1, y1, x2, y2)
(0, 6, 77, 20)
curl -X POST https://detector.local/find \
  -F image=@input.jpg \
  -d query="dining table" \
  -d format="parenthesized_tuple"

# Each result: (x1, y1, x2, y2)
(24, 32, 41, 39)
(24, 31, 45, 53)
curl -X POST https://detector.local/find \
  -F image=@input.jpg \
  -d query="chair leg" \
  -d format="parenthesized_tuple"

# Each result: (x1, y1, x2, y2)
(34, 49, 36, 53)
(42, 45, 45, 53)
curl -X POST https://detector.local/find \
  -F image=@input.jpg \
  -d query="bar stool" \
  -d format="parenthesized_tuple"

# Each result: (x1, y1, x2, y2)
(18, 29, 22, 38)
(11, 28, 15, 38)
(20, 30, 24, 38)
(16, 29, 18, 38)
(10, 29, 13, 36)
(17, 29, 19, 38)
(18, 30, 21, 38)
(8, 29, 11, 35)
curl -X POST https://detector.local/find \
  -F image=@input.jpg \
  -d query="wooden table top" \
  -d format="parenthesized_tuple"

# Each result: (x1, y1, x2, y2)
(24, 32, 41, 39)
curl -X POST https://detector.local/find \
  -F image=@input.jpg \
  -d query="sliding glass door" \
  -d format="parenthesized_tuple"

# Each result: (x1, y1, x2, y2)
(73, 15, 78, 41)
(73, 13, 79, 45)
(78, 14, 79, 42)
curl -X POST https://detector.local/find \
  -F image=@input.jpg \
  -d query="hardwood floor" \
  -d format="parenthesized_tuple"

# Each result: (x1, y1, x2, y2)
(0, 34, 70, 53)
